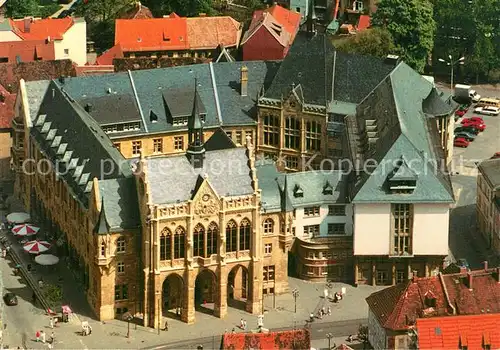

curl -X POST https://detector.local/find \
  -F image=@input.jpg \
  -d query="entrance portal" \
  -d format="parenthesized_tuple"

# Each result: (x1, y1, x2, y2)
(195, 269, 217, 314)
(227, 264, 248, 310)
(162, 274, 183, 318)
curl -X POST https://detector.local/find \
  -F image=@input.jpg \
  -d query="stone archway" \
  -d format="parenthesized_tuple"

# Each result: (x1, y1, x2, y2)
(227, 264, 249, 310)
(195, 269, 217, 314)
(162, 274, 183, 318)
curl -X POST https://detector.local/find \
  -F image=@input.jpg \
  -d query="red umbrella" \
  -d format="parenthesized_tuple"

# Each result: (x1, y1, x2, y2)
(12, 224, 40, 236)
(23, 240, 51, 254)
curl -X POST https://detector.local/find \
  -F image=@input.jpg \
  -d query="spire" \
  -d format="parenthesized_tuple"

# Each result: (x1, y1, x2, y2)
(94, 198, 110, 234)
(280, 174, 293, 212)
(187, 78, 205, 168)
(306, 0, 317, 37)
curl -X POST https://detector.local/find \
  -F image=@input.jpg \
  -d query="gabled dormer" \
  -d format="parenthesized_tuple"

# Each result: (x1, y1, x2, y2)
(323, 180, 333, 195)
(387, 156, 418, 194)
(293, 184, 304, 197)
(285, 83, 304, 111)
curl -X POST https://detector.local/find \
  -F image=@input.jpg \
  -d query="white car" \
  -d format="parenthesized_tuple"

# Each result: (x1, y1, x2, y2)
(473, 106, 500, 116)
(470, 91, 481, 102)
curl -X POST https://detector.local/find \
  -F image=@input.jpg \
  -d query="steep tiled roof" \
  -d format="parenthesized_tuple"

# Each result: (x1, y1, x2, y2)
(366, 269, 500, 331)
(186, 16, 241, 50)
(11, 17, 75, 40)
(416, 314, 500, 349)
(478, 158, 500, 188)
(0, 39, 55, 63)
(266, 5, 301, 40)
(422, 87, 456, 117)
(95, 44, 123, 65)
(222, 329, 310, 350)
(118, 3, 153, 19)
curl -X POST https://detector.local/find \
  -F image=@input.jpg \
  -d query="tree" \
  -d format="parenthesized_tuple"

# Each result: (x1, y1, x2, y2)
(371, 0, 436, 72)
(336, 28, 396, 58)
(143, 0, 215, 17)
(5, 0, 38, 18)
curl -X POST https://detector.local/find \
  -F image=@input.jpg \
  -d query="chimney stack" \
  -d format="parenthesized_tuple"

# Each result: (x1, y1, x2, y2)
(24, 17, 31, 33)
(483, 261, 488, 271)
(84, 103, 93, 113)
(467, 272, 473, 290)
(240, 65, 248, 97)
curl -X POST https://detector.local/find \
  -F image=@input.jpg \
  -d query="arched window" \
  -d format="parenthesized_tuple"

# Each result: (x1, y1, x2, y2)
(193, 224, 205, 257)
(263, 115, 280, 147)
(263, 218, 274, 234)
(239, 219, 251, 251)
(207, 222, 218, 257)
(225, 220, 237, 253)
(160, 228, 172, 260)
(100, 241, 105, 256)
(174, 227, 185, 259)
(116, 236, 126, 253)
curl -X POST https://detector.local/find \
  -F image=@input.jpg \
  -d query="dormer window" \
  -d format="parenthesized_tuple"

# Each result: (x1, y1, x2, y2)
(323, 181, 333, 195)
(150, 110, 158, 123)
(293, 184, 303, 198)
(387, 156, 417, 194)
(424, 290, 436, 308)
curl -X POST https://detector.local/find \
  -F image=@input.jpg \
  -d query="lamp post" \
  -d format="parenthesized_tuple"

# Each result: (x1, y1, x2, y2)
(438, 55, 465, 90)
(326, 333, 333, 350)
(292, 288, 299, 313)
(122, 312, 133, 338)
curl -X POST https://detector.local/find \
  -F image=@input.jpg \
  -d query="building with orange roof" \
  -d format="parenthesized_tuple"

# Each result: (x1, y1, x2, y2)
(0, 39, 55, 63)
(0, 17, 87, 65)
(111, 13, 241, 62)
(241, 4, 301, 61)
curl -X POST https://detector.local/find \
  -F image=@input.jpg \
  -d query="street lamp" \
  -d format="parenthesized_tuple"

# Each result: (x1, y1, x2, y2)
(326, 333, 334, 350)
(122, 312, 133, 338)
(292, 288, 299, 313)
(438, 55, 465, 90)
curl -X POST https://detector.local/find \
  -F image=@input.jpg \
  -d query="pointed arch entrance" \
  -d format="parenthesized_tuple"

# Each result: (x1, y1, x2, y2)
(195, 269, 217, 315)
(227, 264, 249, 310)
(162, 274, 183, 318)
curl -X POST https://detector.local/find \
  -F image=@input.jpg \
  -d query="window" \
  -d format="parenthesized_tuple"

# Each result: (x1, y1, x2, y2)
(245, 131, 253, 142)
(304, 225, 320, 236)
(226, 131, 232, 140)
(264, 243, 272, 255)
(132, 141, 142, 156)
(226, 220, 237, 252)
(263, 115, 280, 147)
(236, 131, 242, 145)
(392, 203, 413, 255)
(206, 222, 218, 256)
(117, 262, 125, 273)
(116, 237, 126, 253)
(284, 117, 301, 150)
(172, 117, 188, 126)
(376, 270, 388, 285)
(263, 218, 274, 234)
(263, 265, 275, 281)
(306, 120, 321, 151)
(100, 242, 105, 256)
(174, 136, 184, 151)
(114, 143, 121, 152)
(328, 205, 346, 216)
(354, 0, 364, 11)
(396, 270, 406, 284)
(64, 48, 69, 55)
(304, 206, 320, 217)
(114, 284, 128, 300)
(153, 138, 163, 153)
(193, 224, 205, 257)
(239, 219, 251, 251)
(328, 223, 345, 235)
(174, 227, 185, 259)
(160, 228, 172, 260)
(286, 156, 299, 169)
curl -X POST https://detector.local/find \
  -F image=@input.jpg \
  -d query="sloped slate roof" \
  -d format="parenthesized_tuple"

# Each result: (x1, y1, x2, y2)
(77, 94, 141, 125)
(98, 177, 140, 231)
(422, 87, 455, 117)
(145, 147, 253, 205)
(478, 158, 500, 188)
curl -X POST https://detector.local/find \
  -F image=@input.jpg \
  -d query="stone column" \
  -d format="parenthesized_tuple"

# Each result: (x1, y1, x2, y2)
(354, 259, 359, 286)
(371, 261, 376, 286)
(246, 260, 262, 314)
(392, 261, 396, 285)
(153, 288, 162, 329)
(214, 265, 227, 318)
(181, 268, 195, 324)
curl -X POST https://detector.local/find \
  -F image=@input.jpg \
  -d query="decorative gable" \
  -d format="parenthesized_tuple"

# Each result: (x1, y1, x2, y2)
(191, 175, 221, 216)
(387, 156, 418, 194)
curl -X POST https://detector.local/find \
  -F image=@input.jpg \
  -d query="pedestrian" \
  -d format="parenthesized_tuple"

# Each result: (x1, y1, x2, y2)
(163, 320, 168, 331)
(47, 342, 53, 349)
(231, 328, 235, 334)
(41, 330, 46, 343)
(322, 306, 326, 315)
(50, 332, 55, 344)
(243, 320, 247, 331)
(35, 330, 40, 342)
(32, 292, 37, 304)
(240, 318, 244, 329)
(327, 306, 331, 315)
(88, 325, 92, 335)
(49, 317, 54, 329)
(317, 310, 322, 319)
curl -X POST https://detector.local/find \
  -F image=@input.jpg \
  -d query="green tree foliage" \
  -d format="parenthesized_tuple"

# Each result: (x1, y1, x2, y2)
(371, 0, 436, 72)
(143, 0, 215, 17)
(336, 28, 396, 58)
(5, 0, 38, 18)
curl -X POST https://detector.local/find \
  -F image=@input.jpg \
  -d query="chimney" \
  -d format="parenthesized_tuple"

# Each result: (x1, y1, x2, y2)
(240, 65, 248, 97)
(483, 261, 488, 271)
(24, 17, 31, 33)
(384, 54, 401, 66)
(84, 103, 93, 113)
(58, 76, 65, 84)
(466, 272, 473, 290)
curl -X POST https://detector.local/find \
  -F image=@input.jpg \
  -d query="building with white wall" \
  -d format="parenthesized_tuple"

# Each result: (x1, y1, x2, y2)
(345, 62, 455, 286)
(477, 158, 500, 254)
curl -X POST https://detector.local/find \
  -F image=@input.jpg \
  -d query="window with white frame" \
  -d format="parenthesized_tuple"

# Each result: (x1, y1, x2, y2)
(264, 243, 272, 255)
(117, 262, 125, 273)
(328, 205, 346, 216)
(327, 223, 345, 235)
(304, 206, 320, 217)
(304, 224, 320, 236)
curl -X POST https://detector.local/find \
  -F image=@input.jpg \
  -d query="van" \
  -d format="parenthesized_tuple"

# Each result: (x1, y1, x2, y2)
(476, 97, 500, 108)
(474, 106, 500, 116)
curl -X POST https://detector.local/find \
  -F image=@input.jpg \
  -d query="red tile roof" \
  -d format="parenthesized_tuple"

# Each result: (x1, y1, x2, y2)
(265, 5, 301, 40)
(114, 14, 241, 52)
(222, 329, 310, 350)
(0, 84, 15, 129)
(416, 314, 500, 349)
(366, 269, 500, 331)
(357, 15, 371, 31)
(11, 17, 74, 40)
(95, 44, 123, 65)
(0, 40, 55, 63)
(118, 3, 153, 19)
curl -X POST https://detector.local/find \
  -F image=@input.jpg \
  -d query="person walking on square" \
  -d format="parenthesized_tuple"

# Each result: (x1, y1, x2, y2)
(50, 332, 55, 344)
(41, 330, 46, 344)
(35, 330, 40, 342)
(163, 320, 168, 331)
(49, 317, 54, 329)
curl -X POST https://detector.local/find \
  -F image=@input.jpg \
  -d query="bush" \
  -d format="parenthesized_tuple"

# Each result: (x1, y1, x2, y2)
(44, 284, 62, 306)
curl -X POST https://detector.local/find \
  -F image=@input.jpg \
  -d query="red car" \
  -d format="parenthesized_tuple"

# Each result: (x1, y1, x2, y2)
(461, 116, 484, 124)
(462, 121, 486, 131)
(455, 109, 467, 117)
(454, 137, 470, 148)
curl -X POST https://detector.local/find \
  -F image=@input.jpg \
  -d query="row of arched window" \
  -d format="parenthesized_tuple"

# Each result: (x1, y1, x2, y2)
(159, 219, 258, 260)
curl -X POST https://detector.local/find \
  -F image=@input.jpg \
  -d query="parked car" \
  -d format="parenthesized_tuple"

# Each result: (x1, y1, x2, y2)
(454, 137, 470, 148)
(491, 152, 500, 159)
(462, 121, 486, 131)
(461, 116, 484, 124)
(473, 106, 500, 116)
(455, 131, 476, 141)
(455, 126, 479, 135)
(455, 109, 467, 118)
(3, 292, 18, 306)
